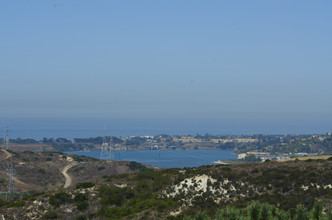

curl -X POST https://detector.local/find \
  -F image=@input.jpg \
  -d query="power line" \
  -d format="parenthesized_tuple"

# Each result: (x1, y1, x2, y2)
(158, 149, 160, 169)
(7, 163, 15, 193)
(3, 126, 9, 150)
(108, 140, 115, 162)
(100, 126, 109, 161)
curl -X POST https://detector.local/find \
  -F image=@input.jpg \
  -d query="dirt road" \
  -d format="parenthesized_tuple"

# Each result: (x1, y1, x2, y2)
(61, 162, 77, 188)
(1, 149, 12, 159)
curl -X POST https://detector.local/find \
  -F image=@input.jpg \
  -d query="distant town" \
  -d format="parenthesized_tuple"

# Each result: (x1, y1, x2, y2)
(2, 131, 332, 162)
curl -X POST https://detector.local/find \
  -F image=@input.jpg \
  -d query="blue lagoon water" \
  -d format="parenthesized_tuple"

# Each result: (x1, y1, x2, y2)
(66, 150, 237, 168)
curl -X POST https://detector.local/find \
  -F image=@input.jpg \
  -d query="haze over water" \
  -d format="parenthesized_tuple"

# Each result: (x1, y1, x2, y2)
(1, 1, 332, 137)
(1, 117, 330, 140)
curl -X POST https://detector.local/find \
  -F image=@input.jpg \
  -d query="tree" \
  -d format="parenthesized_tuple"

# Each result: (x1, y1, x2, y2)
(247, 201, 260, 220)
(294, 204, 308, 220)
(310, 201, 323, 220)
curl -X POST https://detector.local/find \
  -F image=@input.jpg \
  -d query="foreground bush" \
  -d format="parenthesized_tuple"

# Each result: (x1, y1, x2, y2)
(49, 192, 72, 207)
(44, 210, 57, 219)
(75, 182, 95, 189)
(185, 201, 331, 220)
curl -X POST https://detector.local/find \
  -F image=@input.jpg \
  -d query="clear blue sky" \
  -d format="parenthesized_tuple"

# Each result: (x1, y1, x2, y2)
(1, 1, 332, 133)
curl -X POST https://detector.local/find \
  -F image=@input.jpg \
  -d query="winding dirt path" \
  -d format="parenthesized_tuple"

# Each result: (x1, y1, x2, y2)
(61, 162, 77, 188)
(1, 149, 12, 159)
(12, 176, 37, 190)
(13, 177, 30, 187)
(1, 149, 36, 190)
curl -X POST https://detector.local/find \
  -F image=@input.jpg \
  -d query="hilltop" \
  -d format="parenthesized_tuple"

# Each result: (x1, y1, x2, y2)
(0, 151, 331, 219)
(0, 149, 153, 193)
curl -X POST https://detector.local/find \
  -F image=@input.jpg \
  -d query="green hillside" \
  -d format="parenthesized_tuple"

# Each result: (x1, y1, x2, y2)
(0, 153, 331, 219)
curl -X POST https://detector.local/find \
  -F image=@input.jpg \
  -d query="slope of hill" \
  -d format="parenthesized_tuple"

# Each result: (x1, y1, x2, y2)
(0, 153, 331, 219)
(0, 150, 151, 193)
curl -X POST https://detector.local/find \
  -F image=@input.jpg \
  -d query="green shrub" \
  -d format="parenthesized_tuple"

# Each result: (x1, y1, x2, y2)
(187, 201, 293, 220)
(23, 151, 34, 154)
(0, 198, 7, 207)
(75, 215, 87, 220)
(99, 186, 134, 206)
(74, 193, 88, 203)
(100, 207, 125, 218)
(216, 206, 241, 220)
(326, 210, 332, 220)
(77, 201, 89, 211)
(98, 198, 174, 218)
(193, 211, 209, 220)
(294, 204, 308, 220)
(22, 191, 43, 201)
(49, 192, 72, 207)
(5, 200, 25, 208)
(129, 161, 153, 172)
(76, 182, 95, 189)
(88, 213, 98, 219)
(7, 150, 20, 157)
(247, 201, 260, 220)
(309, 201, 322, 220)
(98, 166, 105, 170)
(44, 210, 57, 219)
(130, 198, 175, 214)
(39, 168, 46, 174)
(221, 167, 232, 172)
(73, 156, 84, 162)
(259, 203, 272, 220)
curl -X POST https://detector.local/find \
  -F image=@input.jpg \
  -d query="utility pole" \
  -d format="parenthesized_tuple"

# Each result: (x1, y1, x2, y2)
(3, 126, 9, 150)
(108, 138, 114, 162)
(7, 163, 15, 193)
(158, 148, 160, 169)
(100, 126, 109, 161)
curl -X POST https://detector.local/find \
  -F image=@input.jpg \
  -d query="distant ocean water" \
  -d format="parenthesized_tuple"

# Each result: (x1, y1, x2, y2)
(66, 150, 237, 168)
(2, 127, 222, 140)
(0, 117, 330, 140)
(0, 118, 226, 140)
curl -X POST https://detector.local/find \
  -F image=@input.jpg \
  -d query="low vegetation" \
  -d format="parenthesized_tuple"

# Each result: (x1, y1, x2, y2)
(75, 182, 95, 189)
(0, 151, 331, 219)
(129, 161, 154, 172)
(185, 200, 332, 220)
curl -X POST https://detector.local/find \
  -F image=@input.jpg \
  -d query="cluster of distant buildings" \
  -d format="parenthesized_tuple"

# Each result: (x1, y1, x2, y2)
(172, 136, 258, 144)
(121, 135, 259, 151)
(238, 151, 318, 161)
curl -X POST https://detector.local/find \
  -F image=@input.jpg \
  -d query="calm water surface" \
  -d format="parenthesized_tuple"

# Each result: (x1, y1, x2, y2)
(66, 150, 237, 168)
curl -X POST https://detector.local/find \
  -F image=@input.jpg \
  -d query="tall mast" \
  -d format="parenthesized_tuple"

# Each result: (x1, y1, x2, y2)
(3, 126, 9, 149)
(100, 126, 109, 160)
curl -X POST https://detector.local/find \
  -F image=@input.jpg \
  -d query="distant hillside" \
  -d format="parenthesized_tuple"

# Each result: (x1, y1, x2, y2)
(3, 132, 332, 154)
(0, 154, 331, 219)
(0, 149, 153, 193)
